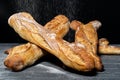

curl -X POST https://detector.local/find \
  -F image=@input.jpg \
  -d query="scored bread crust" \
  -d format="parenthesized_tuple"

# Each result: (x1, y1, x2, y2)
(4, 13, 70, 71)
(5, 12, 120, 72)
(70, 20, 102, 71)
(4, 43, 43, 71)
(8, 12, 103, 71)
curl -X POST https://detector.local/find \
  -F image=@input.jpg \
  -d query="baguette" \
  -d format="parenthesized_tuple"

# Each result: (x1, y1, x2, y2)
(8, 12, 103, 71)
(70, 20, 102, 71)
(4, 43, 43, 71)
(99, 38, 120, 54)
(4, 13, 69, 71)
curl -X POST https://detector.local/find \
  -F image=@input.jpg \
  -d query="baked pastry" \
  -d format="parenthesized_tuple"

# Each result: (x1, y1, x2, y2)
(70, 20, 102, 71)
(8, 12, 103, 71)
(4, 43, 43, 71)
(99, 38, 120, 54)
(4, 13, 69, 71)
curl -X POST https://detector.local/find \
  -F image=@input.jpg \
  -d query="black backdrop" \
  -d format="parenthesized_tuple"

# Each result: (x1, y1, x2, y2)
(0, 0, 120, 43)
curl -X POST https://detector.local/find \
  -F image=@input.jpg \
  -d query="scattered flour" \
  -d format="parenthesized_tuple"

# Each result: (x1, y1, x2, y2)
(36, 64, 65, 74)
(36, 64, 81, 79)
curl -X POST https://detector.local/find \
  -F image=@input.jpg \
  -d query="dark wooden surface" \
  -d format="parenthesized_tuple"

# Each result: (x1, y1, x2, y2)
(0, 43, 120, 80)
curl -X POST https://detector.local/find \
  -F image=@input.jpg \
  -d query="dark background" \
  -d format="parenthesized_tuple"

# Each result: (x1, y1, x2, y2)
(0, 0, 120, 43)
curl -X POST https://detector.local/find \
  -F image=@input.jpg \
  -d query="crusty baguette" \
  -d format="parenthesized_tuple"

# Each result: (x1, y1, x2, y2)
(99, 38, 120, 54)
(4, 43, 43, 71)
(70, 20, 102, 71)
(4, 13, 70, 71)
(44, 15, 69, 38)
(8, 12, 103, 71)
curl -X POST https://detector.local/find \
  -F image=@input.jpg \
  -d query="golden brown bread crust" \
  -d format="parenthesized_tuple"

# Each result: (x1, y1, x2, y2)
(99, 38, 120, 54)
(70, 20, 102, 71)
(4, 13, 70, 71)
(4, 43, 43, 71)
(44, 15, 69, 38)
(8, 12, 69, 54)
(8, 12, 103, 71)
(5, 12, 120, 72)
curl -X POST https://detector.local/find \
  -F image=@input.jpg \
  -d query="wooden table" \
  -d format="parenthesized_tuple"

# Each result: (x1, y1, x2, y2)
(0, 43, 120, 80)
